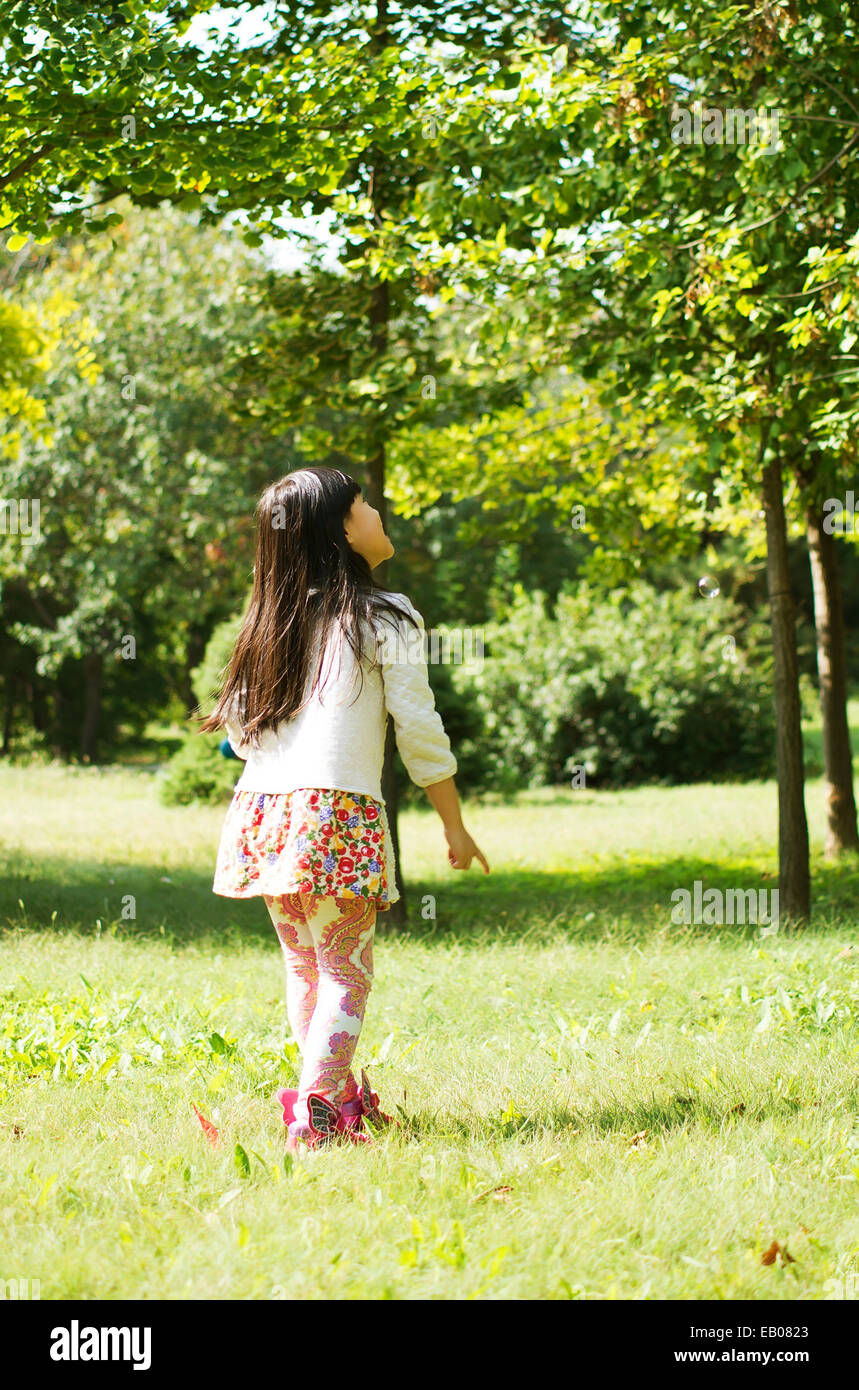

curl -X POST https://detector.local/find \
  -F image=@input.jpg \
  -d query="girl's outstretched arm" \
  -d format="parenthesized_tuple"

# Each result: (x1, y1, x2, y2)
(374, 592, 489, 875)
(423, 776, 490, 874)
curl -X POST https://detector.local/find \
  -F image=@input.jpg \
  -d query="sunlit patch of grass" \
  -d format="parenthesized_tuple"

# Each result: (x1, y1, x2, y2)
(0, 761, 858, 1298)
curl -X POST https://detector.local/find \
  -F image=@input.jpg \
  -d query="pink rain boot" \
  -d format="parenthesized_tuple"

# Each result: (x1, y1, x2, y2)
(355, 1068, 399, 1130)
(277, 1069, 398, 1131)
(275, 1087, 298, 1125)
(277, 1087, 367, 1135)
(285, 1092, 374, 1153)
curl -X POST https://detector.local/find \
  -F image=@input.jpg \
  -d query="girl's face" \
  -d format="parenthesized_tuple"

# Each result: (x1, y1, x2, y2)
(343, 493, 395, 569)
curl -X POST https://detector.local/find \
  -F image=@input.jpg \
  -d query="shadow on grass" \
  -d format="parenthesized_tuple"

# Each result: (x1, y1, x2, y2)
(1, 848, 858, 950)
(381, 1087, 821, 1148)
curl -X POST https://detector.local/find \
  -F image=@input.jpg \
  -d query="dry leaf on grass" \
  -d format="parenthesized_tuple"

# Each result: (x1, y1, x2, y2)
(192, 1102, 221, 1149)
(761, 1240, 795, 1266)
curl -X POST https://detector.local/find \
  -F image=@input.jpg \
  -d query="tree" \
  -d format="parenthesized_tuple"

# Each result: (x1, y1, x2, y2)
(805, 494, 859, 856)
(390, 1, 859, 919)
(3, 0, 559, 920)
(12, 1, 859, 917)
(1, 201, 286, 757)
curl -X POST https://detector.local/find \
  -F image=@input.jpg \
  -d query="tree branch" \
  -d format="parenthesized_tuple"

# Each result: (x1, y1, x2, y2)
(679, 129, 859, 248)
(0, 141, 55, 193)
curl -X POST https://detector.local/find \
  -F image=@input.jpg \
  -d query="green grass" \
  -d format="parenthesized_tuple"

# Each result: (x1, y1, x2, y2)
(1, 753, 859, 1300)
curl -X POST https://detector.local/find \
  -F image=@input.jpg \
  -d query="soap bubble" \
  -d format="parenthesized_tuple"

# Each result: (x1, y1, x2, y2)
(698, 575, 720, 599)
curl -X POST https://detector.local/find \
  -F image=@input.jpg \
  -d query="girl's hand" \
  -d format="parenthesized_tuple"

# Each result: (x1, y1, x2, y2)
(444, 825, 490, 873)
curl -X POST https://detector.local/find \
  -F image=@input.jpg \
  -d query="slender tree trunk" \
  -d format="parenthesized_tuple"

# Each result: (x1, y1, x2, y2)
(80, 653, 103, 763)
(30, 679, 49, 734)
(183, 628, 208, 716)
(806, 505, 859, 855)
(366, 417, 407, 926)
(367, 285, 407, 927)
(2, 677, 15, 754)
(54, 684, 74, 757)
(762, 451, 810, 922)
(364, 0, 406, 929)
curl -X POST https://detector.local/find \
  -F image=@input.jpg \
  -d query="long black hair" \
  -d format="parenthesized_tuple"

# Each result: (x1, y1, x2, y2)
(199, 466, 417, 746)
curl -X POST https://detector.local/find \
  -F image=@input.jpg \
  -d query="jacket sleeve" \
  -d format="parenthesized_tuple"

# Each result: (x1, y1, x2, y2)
(374, 594, 458, 788)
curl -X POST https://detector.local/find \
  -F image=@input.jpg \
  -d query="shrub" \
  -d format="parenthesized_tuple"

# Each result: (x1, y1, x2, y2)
(159, 612, 244, 806)
(190, 612, 245, 712)
(159, 731, 241, 806)
(452, 581, 776, 789)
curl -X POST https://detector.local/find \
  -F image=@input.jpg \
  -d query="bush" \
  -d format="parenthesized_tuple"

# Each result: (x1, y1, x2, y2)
(189, 612, 245, 712)
(159, 612, 245, 806)
(159, 731, 241, 806)
(452, 581, 776, 789)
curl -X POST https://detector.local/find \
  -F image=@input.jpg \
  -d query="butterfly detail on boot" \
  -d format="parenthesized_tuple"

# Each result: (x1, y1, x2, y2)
(360, 1068, 398, 1128)
(307, 1093, 340, 1136)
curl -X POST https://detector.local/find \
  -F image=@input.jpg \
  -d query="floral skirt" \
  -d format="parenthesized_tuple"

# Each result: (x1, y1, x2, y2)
(212, 787, 398, 910)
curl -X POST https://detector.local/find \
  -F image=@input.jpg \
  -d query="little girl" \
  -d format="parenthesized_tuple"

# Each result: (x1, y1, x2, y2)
(202, 466, 489, 1153)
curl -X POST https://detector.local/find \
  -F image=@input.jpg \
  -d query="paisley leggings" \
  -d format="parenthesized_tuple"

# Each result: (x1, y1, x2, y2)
(263, 892, 376, 1126)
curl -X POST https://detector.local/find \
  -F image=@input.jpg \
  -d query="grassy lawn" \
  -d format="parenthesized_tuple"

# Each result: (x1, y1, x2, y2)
(1, 747, 858, 1300)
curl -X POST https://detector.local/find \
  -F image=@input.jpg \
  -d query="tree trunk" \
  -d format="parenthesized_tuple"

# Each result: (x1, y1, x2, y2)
(364, 0, 406, 928)
(53, 684, 74, 757)
(380, 719, 407, 927)
(183, 627, 208, 716)
(762, 452, 810, 922)
(30, 678, 49, 734)
(806, 505, 859, 855)
(367, 427, 407, 926)
(2, 676, 15, 754)
(366, 293, 407, 928)
(80, 653, 103, 763)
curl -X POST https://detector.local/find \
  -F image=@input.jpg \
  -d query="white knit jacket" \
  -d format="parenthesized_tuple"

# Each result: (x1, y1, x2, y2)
(223, 591, 458, 800)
